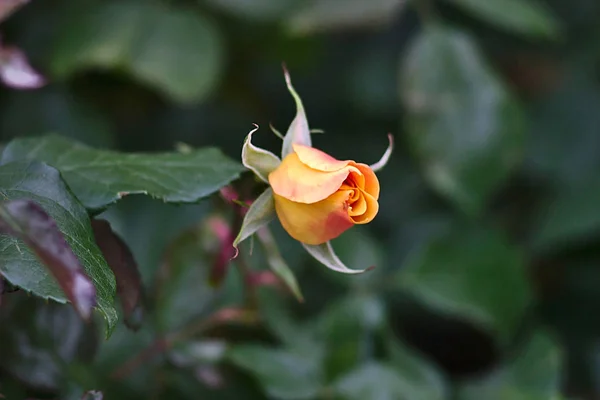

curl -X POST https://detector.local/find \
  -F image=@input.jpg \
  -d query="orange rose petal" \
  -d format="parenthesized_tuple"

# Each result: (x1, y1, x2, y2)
(349, 194, 367, 216)
(339, 184, 359, 202)
(355, 163, 380, 200)
(347, 169, 365, 189)
(292, 143, 351, 172)
(351, 190, 379, 224)
(273, 190, 354, 245)
(269, 152, 357, 204)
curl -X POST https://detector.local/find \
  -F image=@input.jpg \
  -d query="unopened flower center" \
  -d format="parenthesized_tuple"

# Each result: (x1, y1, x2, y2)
(340, 176, 367, 217)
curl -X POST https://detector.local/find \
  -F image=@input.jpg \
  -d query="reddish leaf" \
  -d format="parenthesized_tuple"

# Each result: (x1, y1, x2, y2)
(91, 219, 143, 330)
(0, 199, 96, 319)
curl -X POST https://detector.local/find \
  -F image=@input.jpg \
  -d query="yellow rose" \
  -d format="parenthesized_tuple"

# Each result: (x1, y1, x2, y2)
(268, 143, 380, 245)
(233, 68, 392, 276)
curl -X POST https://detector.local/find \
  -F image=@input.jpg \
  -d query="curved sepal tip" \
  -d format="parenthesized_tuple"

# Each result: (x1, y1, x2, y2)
(370, 133, 394, 172)
(302, 240, 375, 274)
(241, 124, 281, 183)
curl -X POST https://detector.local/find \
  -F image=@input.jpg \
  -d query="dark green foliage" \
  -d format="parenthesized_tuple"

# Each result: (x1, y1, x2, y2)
(0, 0, 597, 399)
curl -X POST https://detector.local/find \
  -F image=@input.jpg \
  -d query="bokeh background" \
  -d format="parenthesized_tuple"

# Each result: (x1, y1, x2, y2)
(1, 0, 600, 398)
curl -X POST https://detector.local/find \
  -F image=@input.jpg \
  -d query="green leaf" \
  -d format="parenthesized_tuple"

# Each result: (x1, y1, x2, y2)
(227, 344, 323, 399)
(522, 76, 600, 252)
(303, 240, 375, 274)
(524, 74, 600, 186)
(51, 0, 224, 104)
(506, 333, 561, 394)
(241, 124, 281, 183)
(0, 161, 117, 335)
(386, 335, 447, 399)
(0, 199, 97, 321)
(531, 183, 600, 252)
(333, 362, 438, 400)
(316, 294, 385, 380)
(281, 66, 312, 158)
(128, 4, 224, 104)
(0, 86, 115, 149)
(233, 188, 275, 249)
(442, 0, 560, 39)
(51, 1, 140, 73)
(1, 135, 244, 211)
(287, 0, 405, 35)
(459, 331, 561, 400)
(397, 225, 532, 345)
(205, 0, 299, 22)
(401, 25, 524, 215)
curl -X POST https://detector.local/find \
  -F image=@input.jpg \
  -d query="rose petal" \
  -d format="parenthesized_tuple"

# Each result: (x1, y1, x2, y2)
(348, 193, 367, 216)
(355, 163, 380, 199)
(273, 190, 354, 245)
(292, 143, 351, 172)
(345, 169, 364, 189)
(339, 184, 360, 202)
(351, 190, 379, 224)
(269, 152, 358, 204)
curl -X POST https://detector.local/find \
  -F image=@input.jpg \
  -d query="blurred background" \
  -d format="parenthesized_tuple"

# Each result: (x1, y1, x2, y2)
(1, 0, 600, 398)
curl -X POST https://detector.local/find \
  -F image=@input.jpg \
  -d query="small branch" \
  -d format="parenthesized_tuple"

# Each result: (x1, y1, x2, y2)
(111, 337, 170, 380)
(111, 308, 258, 380)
